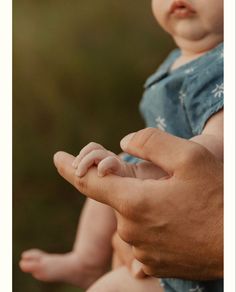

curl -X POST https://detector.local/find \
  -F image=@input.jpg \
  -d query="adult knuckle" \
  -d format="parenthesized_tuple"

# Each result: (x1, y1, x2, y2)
(133, 249, 148, 264)
(142, 265, 156, 277)
(117, 223, 134, 244)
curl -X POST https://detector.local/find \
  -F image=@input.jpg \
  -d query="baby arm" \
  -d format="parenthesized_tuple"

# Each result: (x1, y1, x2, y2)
(74, 109, 223, 179)
(190, 109, 223, 161)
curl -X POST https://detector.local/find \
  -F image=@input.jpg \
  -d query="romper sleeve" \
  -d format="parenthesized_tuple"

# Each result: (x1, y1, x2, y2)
(121, 153, 140, 164)
(184, 50, 224, 135)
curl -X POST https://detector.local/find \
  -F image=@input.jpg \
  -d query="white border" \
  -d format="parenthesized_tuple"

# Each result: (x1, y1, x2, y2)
(0, 0, 234, 290)
(0, 0, 12, 291)
(224, 0, 235, 291)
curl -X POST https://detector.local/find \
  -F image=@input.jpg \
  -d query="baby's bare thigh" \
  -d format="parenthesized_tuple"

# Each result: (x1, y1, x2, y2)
(86, 266, 163, 292)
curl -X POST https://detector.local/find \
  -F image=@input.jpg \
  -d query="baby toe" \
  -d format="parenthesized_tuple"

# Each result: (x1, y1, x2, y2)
(19, 259, 41, 273)
(21, 249, 45, 259)
(21, 249, 44, 260)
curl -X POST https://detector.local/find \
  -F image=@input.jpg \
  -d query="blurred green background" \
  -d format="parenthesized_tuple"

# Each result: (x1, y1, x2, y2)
(14, 1, 174, 291)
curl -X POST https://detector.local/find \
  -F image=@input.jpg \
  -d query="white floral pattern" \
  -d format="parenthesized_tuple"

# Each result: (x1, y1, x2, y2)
(185, 67, 194, 74)
(155, 116, 167, 131)
(150, 85, 156, 91)
(211, 82, 224, 98)
(189, 286, 205, 292)
(178, 90, 186, 105)
(219, 50, 224, 59)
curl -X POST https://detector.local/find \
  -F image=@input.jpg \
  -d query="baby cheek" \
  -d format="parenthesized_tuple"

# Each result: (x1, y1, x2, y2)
(151, 1, 167, 28)
(198, 2, 223, 32)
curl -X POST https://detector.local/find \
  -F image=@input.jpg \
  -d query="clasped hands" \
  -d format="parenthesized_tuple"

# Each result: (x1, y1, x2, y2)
(54, 128, 223, 280)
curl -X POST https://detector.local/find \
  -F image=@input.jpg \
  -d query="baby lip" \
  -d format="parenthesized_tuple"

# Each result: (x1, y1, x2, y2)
(170, 0, 196, 15)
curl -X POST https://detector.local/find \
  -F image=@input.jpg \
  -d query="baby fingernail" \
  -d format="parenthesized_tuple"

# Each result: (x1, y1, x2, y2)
(75, 170, 82, 177)
(98, 172, 105, 177)
(72, 163, 77, 168)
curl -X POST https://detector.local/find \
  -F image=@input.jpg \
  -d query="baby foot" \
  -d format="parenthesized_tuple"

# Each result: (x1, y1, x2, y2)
(19, 249, 108, 289)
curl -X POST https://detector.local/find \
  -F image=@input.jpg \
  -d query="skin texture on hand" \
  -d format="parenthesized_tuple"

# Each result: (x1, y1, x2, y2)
(53, 128, 223, 281)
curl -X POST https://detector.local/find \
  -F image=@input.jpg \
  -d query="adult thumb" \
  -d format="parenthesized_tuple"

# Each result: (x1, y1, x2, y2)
(120, 128, 195, 175)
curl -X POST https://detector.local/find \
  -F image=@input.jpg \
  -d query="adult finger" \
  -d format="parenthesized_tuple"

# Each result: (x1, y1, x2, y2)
(120, 128, 203, 174)
(54, 151, 76, 186)
(53, 151, 149, 214)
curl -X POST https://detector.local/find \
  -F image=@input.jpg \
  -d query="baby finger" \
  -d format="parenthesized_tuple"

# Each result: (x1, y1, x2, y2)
(97, 156, 124, 177)
(72, 142, 105, 169)
(75, 149, 112, 177)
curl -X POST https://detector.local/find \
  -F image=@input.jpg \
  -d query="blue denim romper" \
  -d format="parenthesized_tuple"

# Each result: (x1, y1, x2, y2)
(140, 43, 223, 138)
(125, 43, 224, 292)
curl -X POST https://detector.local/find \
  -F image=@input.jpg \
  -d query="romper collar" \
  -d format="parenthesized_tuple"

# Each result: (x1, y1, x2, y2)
(144, 49, 180, 88)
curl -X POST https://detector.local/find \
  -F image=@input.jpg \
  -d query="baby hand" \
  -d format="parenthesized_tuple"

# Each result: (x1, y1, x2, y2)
(72, 142, 125, 177)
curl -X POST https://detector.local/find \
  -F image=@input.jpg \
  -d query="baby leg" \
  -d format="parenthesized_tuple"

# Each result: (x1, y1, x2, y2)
(20, 199, 116, 289)
(86, 266, 164, 292)
(20, 249, 92, 286)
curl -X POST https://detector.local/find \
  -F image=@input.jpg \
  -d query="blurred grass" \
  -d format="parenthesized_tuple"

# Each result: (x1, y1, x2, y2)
(14, 0, 174, 291)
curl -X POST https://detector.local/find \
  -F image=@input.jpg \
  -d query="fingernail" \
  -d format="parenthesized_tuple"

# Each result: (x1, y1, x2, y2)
(75, 170, 82, 177)
(120, 132, 136, 150)
(72, 161, 77, 168)
(97, 170, 105, 177)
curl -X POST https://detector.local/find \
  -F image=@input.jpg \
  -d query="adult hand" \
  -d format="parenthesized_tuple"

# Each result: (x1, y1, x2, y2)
(54, 128, 223, 280)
